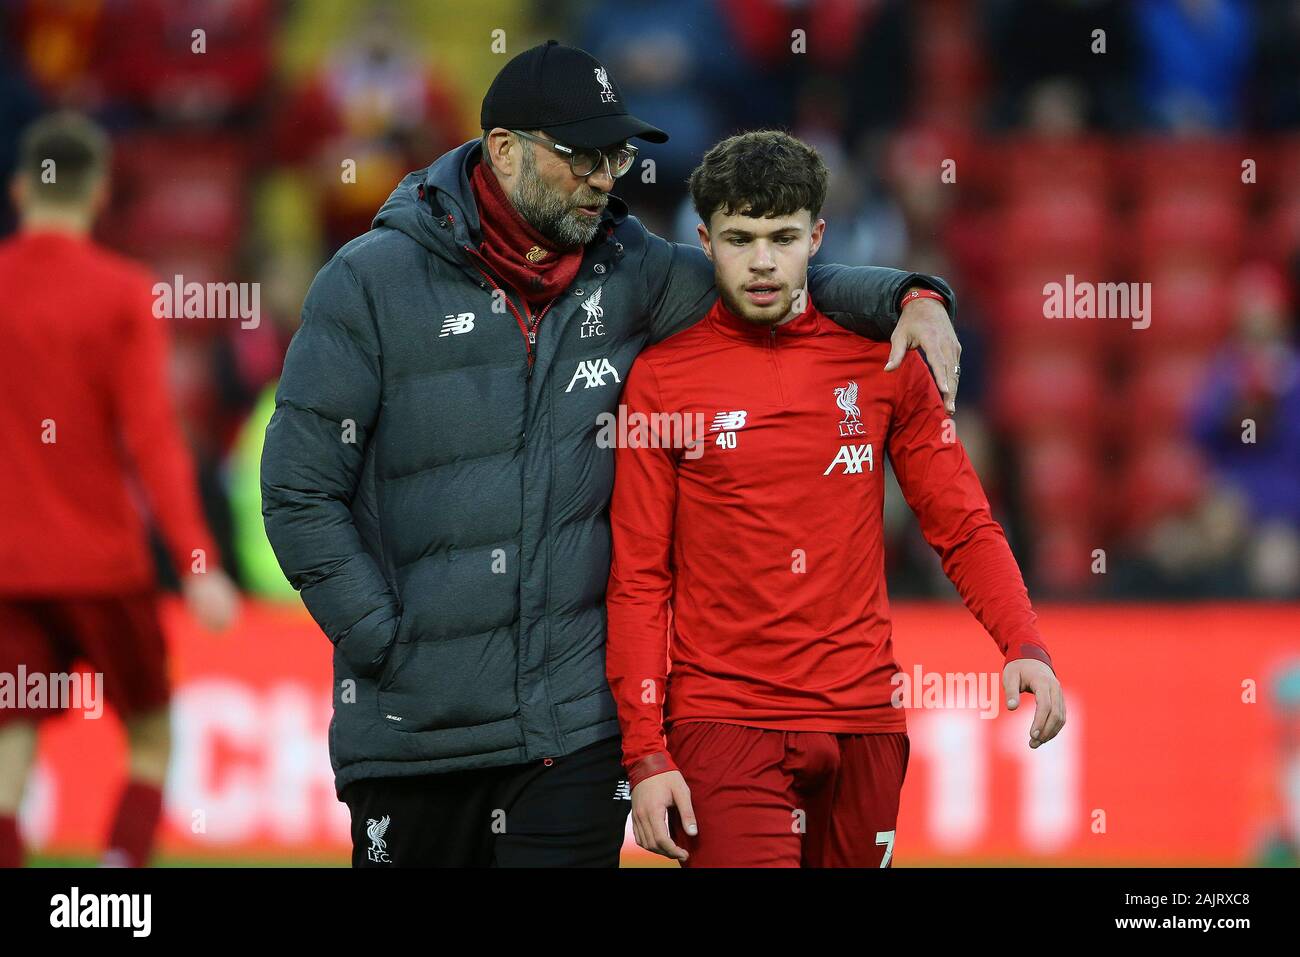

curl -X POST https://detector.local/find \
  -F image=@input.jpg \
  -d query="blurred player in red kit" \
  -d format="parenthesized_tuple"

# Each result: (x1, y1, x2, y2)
(605, 131, 1066, 867)
(0, 113, 238, 867)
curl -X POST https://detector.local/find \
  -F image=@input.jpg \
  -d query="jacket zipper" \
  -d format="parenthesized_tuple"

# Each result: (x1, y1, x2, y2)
(767, 325, 788, 405)
(462, 244, 557, 379)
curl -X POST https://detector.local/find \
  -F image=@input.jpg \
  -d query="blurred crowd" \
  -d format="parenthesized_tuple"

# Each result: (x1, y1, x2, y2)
(2, 0, 1298, 600)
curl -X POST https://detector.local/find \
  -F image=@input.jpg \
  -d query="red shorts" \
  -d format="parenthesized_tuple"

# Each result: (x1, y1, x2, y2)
(667, 720, 910, 868)
(0, 594, 170, 724)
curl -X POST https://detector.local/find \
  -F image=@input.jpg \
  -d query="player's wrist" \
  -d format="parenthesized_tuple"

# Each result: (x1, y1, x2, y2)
(627, 750, 679, 790)
(898, 286, 948, 312)
(1006, 642, 1054, 673)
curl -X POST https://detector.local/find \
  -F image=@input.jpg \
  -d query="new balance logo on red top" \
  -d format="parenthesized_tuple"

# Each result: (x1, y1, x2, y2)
(709, 411, 747, 432)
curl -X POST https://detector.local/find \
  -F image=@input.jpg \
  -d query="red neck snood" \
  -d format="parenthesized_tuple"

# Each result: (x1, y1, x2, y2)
(468, 160, 584, 308)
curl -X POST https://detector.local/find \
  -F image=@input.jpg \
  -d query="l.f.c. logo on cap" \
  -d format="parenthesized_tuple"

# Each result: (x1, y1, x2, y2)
(594, 67, 617, 103)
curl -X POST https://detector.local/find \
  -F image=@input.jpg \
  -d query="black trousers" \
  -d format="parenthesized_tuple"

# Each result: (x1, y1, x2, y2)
(341, 735, 632, 867)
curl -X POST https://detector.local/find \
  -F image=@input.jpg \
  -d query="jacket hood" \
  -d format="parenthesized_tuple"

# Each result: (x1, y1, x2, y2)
(372, 139, 629, 264)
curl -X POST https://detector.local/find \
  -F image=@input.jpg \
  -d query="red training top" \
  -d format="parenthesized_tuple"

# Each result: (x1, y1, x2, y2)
(0, 230, 218, 595)
(605, 294, 1052, 788)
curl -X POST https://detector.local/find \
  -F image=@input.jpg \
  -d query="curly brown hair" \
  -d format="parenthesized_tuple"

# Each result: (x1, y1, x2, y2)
(689, 130, 829, 225)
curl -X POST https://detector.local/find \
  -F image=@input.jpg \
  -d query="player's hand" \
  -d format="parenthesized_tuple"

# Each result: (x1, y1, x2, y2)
(630, 770, 697, 861)
(885, 291, 961, 414)
(182, 569, 240, 633)
(1003, 658, 1065, 748)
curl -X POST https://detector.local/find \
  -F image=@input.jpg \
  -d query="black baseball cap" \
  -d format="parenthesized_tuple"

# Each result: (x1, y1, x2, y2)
(480, 40, 668, 149)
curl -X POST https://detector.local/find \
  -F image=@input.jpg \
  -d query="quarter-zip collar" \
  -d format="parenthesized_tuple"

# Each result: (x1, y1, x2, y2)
(707, 284, 822, 342)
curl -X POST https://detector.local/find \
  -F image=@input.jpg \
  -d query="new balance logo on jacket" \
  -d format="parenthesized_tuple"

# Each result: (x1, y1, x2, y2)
(439, 312, 475, 337)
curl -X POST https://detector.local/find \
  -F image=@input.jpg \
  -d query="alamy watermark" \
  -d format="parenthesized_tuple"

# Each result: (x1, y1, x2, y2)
(890, 666, 1000, 718)
(1043, 274, 1151, 330)
(50, 887, 150, 937)
(0, 667, 103, 719)
(152, 274, 260, 329)
(595, 405, 707, 460)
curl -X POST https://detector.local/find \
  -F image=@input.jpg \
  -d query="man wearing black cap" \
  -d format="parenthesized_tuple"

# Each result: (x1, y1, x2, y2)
(262, 40, 961, 867)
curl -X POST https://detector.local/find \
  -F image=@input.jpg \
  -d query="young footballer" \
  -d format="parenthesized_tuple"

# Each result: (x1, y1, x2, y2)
(0, 113, 238, 867)
(605, 131, 1066, 867)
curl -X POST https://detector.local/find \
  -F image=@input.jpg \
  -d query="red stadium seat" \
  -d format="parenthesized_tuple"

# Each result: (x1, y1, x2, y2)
(1114, 439, 1209, 538)
(989, 347, 1104, 438)
(1127, 265, 1232, 348)
(885, 126, 977, 194)
(998, 191, 1116, 274)
(1258, 195, 1300, 263)
(1134, 192, 1246, 269)
(991, 277, 1112, 352)
(106, 133, 249, 260)
(1263, 135, 1300, 201)
(1029, 520, 1102, 594)
(989, 136, 1113, 203)
(1126, 138, 1247, 202)
(1114, 351, 1212, 441)
(1020, 434, 1099, 518)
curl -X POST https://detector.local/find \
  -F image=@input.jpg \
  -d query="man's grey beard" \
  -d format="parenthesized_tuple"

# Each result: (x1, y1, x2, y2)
(510, 144, 603, 248)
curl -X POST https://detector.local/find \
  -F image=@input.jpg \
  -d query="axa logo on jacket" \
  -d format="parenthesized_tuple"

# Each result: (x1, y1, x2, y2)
(565, 357, 621, 392)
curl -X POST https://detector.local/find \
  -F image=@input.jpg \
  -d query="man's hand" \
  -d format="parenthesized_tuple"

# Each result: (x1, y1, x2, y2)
(885, 290, 961, 414)
(182, 569, 240, 633)
(630, 770, 697, 861)
(1003, 658, 1066, 749)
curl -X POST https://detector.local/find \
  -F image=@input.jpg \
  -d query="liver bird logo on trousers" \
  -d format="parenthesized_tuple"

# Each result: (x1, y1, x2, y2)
(366, 815, 392, 863)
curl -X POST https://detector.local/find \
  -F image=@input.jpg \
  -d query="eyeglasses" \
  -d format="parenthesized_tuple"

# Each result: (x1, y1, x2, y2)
(511, 129, 639, 179)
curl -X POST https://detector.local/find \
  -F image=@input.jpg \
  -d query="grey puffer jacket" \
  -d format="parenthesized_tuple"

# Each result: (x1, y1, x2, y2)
(261, 140, 954, 793)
